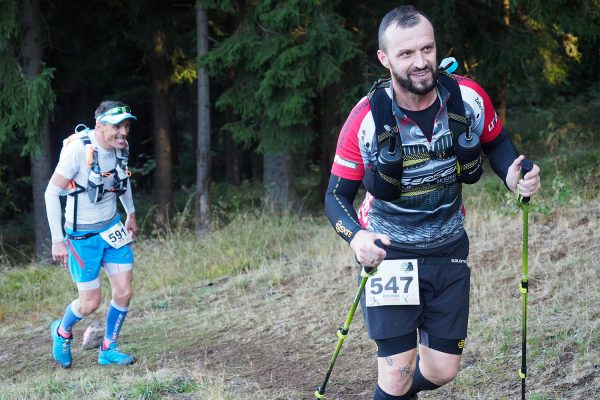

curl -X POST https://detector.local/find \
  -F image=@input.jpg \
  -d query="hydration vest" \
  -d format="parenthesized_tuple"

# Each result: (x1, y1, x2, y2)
(63, 124, 131, 231)
(364, 70, 481, 201)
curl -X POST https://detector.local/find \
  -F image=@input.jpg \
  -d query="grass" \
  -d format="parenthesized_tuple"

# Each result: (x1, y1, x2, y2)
(2, 107, 600, 398)
(1, 190, 599, 399)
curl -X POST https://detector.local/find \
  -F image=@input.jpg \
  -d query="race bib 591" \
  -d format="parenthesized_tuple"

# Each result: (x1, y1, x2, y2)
(99, 221, 132, 249)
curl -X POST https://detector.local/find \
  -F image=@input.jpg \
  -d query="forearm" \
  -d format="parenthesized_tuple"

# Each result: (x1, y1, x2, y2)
(482, 127, 519, 187)
(45, 182, 65, 243)
(324, 174, 363, 243)
(119, 184, 135, 215)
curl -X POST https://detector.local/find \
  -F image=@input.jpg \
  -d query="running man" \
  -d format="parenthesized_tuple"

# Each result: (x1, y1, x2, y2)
(324, 6, 541, 399)
(45, 100, 138, 368)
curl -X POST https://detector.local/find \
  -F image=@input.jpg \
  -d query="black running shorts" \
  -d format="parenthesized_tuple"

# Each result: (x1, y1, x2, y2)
(360, 233, 470, 341)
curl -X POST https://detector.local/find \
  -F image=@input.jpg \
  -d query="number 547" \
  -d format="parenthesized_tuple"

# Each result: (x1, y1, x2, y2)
(369, 276, 413, 295)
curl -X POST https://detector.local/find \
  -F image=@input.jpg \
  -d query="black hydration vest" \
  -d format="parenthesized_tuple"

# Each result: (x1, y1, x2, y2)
(363, 71, 480, 202)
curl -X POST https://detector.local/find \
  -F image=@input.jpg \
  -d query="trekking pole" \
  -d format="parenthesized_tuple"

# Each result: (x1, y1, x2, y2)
(315, 265, 377, 399)
(517, 159, 533, 400)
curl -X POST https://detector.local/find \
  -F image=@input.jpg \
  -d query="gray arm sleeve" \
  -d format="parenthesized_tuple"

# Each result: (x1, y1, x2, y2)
(119, 184, 135, 215)
(44, 182, 65, 243)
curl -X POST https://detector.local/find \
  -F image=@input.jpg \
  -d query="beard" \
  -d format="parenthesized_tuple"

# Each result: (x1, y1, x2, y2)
(393, 64, 438, 95)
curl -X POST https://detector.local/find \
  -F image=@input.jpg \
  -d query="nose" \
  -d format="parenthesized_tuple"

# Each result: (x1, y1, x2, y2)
(413, 51, 426, 69)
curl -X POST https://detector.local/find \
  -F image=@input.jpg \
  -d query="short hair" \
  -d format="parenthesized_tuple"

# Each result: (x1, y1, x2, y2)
(94, 100, 128, 119)
(378, 6, 433, 52)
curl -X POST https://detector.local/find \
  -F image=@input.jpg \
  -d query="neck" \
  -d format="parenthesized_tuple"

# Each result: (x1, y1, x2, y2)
(392, 80, 437, 111)
(94, 129, 113, 150)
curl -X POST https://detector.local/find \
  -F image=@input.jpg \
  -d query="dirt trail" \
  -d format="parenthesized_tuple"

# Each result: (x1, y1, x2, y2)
(2, 201, 600, 399)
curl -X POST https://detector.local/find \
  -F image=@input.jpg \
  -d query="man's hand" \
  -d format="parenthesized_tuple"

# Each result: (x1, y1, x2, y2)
(52, 241, 69, 269)
(124, 213, 138, 239)
(506, 155, 541, 197)
(350, 230, 391, 267)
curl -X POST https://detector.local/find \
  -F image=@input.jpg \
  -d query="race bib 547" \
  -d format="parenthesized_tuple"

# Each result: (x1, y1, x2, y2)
(365, 259, 420, 307)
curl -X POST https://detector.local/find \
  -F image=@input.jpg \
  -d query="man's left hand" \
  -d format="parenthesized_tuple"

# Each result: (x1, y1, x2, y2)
(506, 155, 541, 197)
(124, 213, 138, 239)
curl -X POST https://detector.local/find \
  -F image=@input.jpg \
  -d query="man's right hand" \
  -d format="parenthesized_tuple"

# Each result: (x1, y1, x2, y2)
(52, 241, 69, 269)
(350, 230, 391, 267)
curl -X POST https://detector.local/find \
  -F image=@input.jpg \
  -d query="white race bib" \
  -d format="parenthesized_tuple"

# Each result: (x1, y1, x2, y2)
(365, 259, 420, 307)
(99, 221, 132, 249)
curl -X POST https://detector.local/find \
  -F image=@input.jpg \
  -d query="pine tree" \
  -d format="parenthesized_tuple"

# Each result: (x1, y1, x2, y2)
(202, 0, 359, 212)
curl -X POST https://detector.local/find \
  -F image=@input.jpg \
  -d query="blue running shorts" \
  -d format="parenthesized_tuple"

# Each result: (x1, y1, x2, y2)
(64, 215, 134, 290)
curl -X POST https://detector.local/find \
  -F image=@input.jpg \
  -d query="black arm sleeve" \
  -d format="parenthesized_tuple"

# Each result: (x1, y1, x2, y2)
(482, 127, 519, 185)
(324, 174, 364, 244)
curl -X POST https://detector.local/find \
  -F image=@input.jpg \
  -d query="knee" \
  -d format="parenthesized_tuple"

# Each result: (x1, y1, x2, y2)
(112, 286, 133, 305)
(378, 362, 415, 395)
(78, 297, 101, 315)
(426, 363, 459, 386)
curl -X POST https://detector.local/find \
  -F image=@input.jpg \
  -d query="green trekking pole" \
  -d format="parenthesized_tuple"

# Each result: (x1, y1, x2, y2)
(315, 265, 377, 399)
(517, 159, 533, 400)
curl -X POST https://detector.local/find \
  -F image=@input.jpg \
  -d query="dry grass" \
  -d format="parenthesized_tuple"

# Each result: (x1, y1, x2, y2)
(1, 197, 599, 399)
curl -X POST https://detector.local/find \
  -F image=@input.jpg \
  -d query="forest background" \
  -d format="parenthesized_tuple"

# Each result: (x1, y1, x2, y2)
(1, 0, 598, 262)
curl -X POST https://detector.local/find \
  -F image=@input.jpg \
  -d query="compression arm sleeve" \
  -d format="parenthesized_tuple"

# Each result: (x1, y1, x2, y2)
(482, 127, 519, 186)
(324, 174, 364, 244)
(44, 182, 65, 243)
(119, 183, 135, 215)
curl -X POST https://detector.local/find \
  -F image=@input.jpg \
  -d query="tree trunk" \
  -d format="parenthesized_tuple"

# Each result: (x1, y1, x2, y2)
(151, 29, 172, 220)
(225, 132, 241, 185)
(318, 86, 340, 193)
(497, 0, 510, 124)
(20, 0, 52, 261)
(263, 151, 296, 214)
(195, 7, 211, 237)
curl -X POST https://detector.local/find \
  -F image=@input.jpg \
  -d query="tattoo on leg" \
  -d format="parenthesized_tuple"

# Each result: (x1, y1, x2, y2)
(398, 366, 412, 379)
(385, 357, 393, 366)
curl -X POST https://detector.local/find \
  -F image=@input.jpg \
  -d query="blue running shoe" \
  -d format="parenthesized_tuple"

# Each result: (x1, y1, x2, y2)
(98, 342, 134, 366)
(50, 320, 72, 368)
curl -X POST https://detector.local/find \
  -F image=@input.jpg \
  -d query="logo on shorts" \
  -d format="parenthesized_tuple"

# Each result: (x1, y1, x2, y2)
(457, 339, 465, 349)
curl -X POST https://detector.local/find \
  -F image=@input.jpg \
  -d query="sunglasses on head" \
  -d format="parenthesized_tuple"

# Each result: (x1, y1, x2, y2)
(101, 106, 131, 117)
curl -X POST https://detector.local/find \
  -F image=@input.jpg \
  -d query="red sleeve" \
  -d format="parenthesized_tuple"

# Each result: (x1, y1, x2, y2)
(457, 76, 503, 144)
(331, 98, 370, 180)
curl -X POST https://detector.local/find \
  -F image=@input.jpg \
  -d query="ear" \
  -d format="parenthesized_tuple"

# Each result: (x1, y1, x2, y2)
(377, 49, 390, 69)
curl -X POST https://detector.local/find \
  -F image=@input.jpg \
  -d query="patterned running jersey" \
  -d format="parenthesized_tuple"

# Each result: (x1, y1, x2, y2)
(331, 75, 502, 248)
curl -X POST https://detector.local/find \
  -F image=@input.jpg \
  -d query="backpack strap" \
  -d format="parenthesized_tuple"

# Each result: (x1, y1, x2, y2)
(437, 71, 469, 142)
(367, 78, 399, 153)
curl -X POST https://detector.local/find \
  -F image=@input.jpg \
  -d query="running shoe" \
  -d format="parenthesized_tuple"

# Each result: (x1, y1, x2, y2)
(50, 320, 72, 368)
(98, 342, 134, 366)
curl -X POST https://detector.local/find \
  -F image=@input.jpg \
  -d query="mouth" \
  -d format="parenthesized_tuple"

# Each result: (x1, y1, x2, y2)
(409, 67, 432, 80)
(115, 135, 126, 146)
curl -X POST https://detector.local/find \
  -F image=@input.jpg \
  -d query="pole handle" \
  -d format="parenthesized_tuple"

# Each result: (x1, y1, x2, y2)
(520, 159, 534, 203)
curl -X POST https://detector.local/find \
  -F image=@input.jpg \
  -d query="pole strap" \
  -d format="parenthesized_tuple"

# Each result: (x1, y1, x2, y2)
(519, 368, 527, 379)
(520, 280, 528, 294)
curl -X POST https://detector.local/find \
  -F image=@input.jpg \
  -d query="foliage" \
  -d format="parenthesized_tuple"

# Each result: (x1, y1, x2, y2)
(427, 0, 600, 106)
(1, 0, 600, 256)
(202, 0, 359, 154)
(0, 0, 55, 156)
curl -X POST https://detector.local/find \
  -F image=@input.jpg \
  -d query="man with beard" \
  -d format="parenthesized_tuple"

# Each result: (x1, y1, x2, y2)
(324, 6, 540, 400)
